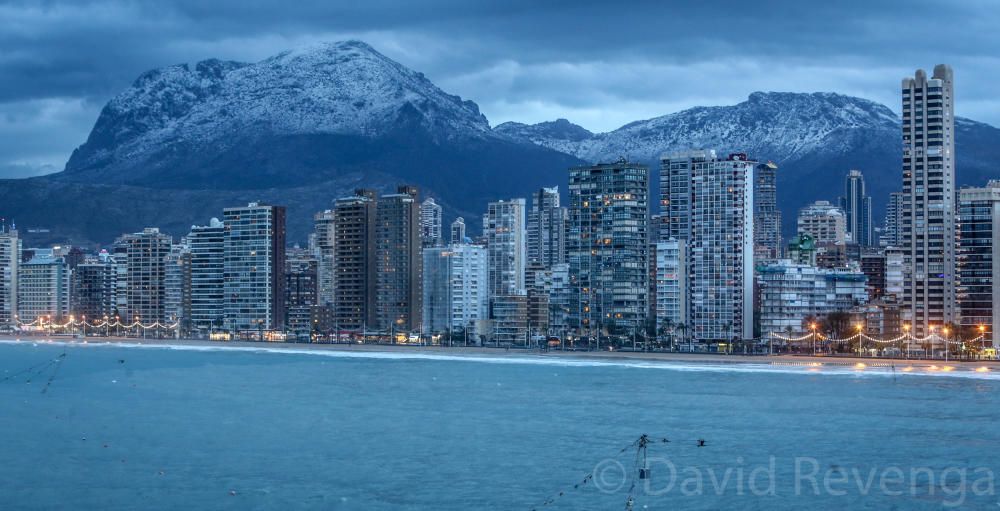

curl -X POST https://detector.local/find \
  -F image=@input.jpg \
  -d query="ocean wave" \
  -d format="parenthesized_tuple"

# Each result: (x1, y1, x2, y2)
(1, 338, 997, 380)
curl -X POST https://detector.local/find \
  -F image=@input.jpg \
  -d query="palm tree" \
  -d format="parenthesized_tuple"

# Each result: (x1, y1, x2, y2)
(675, 322, 687, 352)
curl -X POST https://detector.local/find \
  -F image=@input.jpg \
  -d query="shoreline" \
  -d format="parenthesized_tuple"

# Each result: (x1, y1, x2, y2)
(3, 334, 998, 373)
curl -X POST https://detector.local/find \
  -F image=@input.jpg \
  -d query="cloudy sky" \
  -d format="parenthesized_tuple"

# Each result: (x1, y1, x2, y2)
(2, 0, 998, 178)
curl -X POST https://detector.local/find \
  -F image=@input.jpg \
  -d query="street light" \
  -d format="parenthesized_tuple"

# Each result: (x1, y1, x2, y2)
(903, 324, 911, 359)
(943, 326, 950, 362)
(810, 323, 818, 356)
(979, 325, 987, 359)
(855, 323, 864, 358)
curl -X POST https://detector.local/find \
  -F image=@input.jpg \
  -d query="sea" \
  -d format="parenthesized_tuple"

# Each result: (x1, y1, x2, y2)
(1, 340, 998, 510)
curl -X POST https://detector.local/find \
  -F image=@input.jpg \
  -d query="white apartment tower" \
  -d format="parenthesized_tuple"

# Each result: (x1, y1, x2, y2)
(420, 198, 443, 248)
(901, 65, 957, 336)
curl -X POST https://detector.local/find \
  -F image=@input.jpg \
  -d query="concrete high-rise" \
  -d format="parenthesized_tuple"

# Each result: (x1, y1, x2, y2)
(882, 192, 905, 247)
(375, 186, 422, 332)
(422, 244, 488, 337)
(797, 201, 847, 245)
(223, 203, 287, 333)
(450, 217, 466, 244)
(659, 150, 712, 241)
(527, 186, 567, 268)
(958, 182, 1000, 347)
(117, 228, 172, 325)
(568, 159, 649, 334)
(333, 190, 377, 330)
(312, 209, 336, 307)
(753, 161, 782, 260)
(0, 228, 18, 328)
(71, 251, 117, 321)
(840, 170, 874, 246)
(686, 153, 755, 342)
(188, 219, 225, 335)
(420, 198, 443, 248)
(18, 251, 71, 323)
(901, 65, 957, 336)
(484, 199, 527, 298)
(164, 242, 192, 330)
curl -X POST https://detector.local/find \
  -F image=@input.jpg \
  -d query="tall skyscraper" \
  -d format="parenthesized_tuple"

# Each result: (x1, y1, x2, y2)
(0, 228, 18, 328)
(568, 159, 649, 334)
(797, 201, 847, 245)
(450, 217, 466, 244)
(687, 153, 755, 342)
(223, 203, 287, 333)
(117, 227, 172, 325)
(422, 244, 488, 337)
(312, 209, 336, 307)
(901, 64, 957, 336)
(333, 190, 377, 330)
(484, 198, 527, 298)
(660, 150, 712, 241)
(419, 198, 443, 248)
(188, 219, 225, 335)
(654, 239, 687, 338)
(375, 186, 422, 332)
(882, 191, 905, 247)
(164, 242, 192, 330)
(71, 251, 117, 321)
(527, 186, 567, 268)
(840, 170, 874, 246)
(285, 249, 319, 336)
(753, 161, 782, 260)
(958, 182, 1000, 347)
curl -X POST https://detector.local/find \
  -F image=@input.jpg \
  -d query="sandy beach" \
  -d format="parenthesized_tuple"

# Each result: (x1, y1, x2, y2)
(4, 334, 997, 373)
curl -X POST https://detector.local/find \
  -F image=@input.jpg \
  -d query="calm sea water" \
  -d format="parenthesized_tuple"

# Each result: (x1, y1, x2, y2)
(1, 341, 998, 510)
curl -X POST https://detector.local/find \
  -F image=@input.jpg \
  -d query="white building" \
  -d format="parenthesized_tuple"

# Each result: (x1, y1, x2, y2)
(483, 198, 526, 298)
(0, 229, 18, 328)
(797, 200, 847, 245)
(17, 251, 71, 323)
(420, 197, 443, 248)
(686, 152, 755, 342)
(655, 239, 687, 338)
(223, 203, 286, 333)
(757, 260, 869, 335)
(422, 244, 489, 338)
(188, 219, 225, 335)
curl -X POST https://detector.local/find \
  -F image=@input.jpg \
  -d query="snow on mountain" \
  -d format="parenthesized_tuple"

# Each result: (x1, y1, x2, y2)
(494, 92, 901, 164)
(67, 40, 491, 174)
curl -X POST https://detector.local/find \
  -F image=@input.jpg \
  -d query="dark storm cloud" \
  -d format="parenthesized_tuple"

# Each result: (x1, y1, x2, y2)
(1, 0, 998, 177)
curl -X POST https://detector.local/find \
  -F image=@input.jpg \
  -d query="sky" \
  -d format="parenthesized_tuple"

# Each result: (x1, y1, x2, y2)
(2, 0, 998, 178)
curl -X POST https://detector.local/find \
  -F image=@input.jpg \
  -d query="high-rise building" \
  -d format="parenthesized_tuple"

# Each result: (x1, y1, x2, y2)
(422, 244, 489, 337)
(375, 186, 422, 332)
(223, 203, 286, 333)
(860, 251, 887, 300)
(419, 198, 443, 248)
(654, 239, 687, 339)
(188, 219, 225, 335)
(840, 170, 874, 246)
(753, 161, 782, 260)
(687, 153, 755, 342)
(450, 217, 466, 244)
(901, 64, 957, 336)
(527, 186, 567, 268)
(881, 191, 905, 247)
(17, 251, 71, 323)
(797, 201, 847, 245)
(334, 190, 377, 330)
(164, 242, 192, 331)
(958, 182, 1000, 347)
(0, 228, 18, 328)
(484, 198, 527, 298)
(70, 251, 117, 321)
(312, 210, 336, 307)
(285, 250, 319, 336)
(568, 159, 649, 334)
(659, 150, 712, 241)
(117, 228, 172, 325)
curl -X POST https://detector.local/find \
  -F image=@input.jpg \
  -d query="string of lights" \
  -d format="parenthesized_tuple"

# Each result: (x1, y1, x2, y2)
(14, 316, 179, 330)
(768, 331, 985, 346)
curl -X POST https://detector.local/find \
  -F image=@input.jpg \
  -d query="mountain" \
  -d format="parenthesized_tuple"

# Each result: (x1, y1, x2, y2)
(497, 92, 1000, 238)
(0, 40, 582, 245)
(3, 41, 1000, 246)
